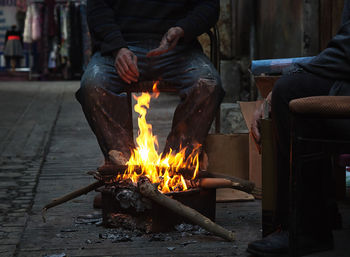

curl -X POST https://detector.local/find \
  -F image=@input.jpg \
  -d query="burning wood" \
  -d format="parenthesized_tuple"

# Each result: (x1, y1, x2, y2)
(109, 150, 128, 165)
(107, 82, 201, 194)
(107, 83, 254, 194)
(100, 83, 236, 239)
(137, 177, 235, 242)
(42, 81, 250, 241)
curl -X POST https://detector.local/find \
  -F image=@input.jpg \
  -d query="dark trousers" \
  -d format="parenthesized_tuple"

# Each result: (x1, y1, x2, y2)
(76, 40, 224, 161)
(271, 70, 337, 232)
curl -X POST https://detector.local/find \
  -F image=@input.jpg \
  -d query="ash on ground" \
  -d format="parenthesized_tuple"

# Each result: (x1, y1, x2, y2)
(175, 223, 210, 235)
(74, 213, 103, 225)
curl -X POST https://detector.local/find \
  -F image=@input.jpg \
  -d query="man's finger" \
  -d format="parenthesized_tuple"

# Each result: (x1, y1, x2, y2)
(120, 67, 138, 83)
(116, 61, 126, 77)
(166, 30, 177, 42)
(251, 119, 261, 144)
(131, 54, 139, 76)
(168, 37, 179, 51)
(146, 47, 168, 57)
(122, 55, 138, 78)
(116, 62, 137, 84)
(118, 56, 130, 75)
(146, 34, 170, 57)
(118, 69, 137, 84)
(125, 54, 139, 78)
(117, 69, 131, 84)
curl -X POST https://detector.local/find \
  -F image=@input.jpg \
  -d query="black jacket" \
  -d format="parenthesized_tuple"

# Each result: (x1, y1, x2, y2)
(86, 0, 220, 55)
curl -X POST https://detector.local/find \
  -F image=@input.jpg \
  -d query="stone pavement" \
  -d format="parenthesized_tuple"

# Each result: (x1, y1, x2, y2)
(0, 82, 67, 257)
(0, 81, 349, 257)
(0, 81, 262, 257)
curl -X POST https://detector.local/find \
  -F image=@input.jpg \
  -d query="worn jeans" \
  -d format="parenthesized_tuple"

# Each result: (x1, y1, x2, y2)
(76, 40, 224, 161)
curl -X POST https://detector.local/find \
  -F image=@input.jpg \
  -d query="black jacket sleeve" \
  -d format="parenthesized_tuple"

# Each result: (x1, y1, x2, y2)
(175, 0, 220, 43)
(87, 0, 127, 55)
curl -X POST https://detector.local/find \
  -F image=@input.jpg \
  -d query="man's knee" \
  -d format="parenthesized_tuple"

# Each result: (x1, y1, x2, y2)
(271, 75, 295, 107)
(77, 65, 108, 103)
(195, 75, 225, 99)
(272, 75, 293, 99)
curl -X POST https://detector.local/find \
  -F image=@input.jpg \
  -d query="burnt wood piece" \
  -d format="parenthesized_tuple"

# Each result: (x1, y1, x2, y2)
(109, 150, 128, 165)
(94, 166, 254, 193)
(95, 165, 198, 183)
(101, 183, 216, 232)
(198, 171, 255, 193)
(189, 178, 250, 192)
(138, 178, 235, 242)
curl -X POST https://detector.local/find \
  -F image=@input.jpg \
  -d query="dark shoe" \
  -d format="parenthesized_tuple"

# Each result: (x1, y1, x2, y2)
(93, 193, 102, 209)
(247, 230, 334, 257)
(247, 230, 288, 257)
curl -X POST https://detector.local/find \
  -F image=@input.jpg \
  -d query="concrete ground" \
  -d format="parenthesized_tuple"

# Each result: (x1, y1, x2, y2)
(0, 81, 349, 257)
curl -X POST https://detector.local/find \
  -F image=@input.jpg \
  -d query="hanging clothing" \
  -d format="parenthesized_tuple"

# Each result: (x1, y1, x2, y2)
(22, 1, 92, 77)
(16, 0, 27, 33)
(23, 4, 33, 43)
(60, 5, 69, 59)
(80, 3, 91, 70)
(16, 0, 27, 12)
(69, 2, 83, 74)
(32, 3, 42, 41)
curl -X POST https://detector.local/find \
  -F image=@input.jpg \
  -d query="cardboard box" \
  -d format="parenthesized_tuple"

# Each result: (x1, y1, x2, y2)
(205, 134, 249, 180)
(254, 76, 280, 98)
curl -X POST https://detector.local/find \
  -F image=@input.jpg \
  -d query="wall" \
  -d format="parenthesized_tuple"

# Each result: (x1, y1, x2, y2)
(255, 0, 344, 59)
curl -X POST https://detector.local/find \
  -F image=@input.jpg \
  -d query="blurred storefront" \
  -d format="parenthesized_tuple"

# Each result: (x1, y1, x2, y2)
(0, 0, 90, 80)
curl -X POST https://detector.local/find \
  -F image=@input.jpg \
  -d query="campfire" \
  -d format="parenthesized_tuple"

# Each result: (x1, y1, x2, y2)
(42, 81, 255, 241)
(114, 81, 200, 193)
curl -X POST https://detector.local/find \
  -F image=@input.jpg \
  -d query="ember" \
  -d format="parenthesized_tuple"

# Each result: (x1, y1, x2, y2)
(116, 82, 200, 193)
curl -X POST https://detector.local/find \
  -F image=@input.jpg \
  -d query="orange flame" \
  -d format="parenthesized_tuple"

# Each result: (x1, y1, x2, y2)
(118, 82, 200, 193)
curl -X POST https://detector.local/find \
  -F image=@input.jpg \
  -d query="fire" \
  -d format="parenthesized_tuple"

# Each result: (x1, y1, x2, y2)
(118, 82, 200, 193)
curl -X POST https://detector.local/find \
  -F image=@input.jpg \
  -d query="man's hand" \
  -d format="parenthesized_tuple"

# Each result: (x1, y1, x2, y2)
(114, 48, 139, 84)
(147, 27, 184, 57)
(251, 92, 272, 144)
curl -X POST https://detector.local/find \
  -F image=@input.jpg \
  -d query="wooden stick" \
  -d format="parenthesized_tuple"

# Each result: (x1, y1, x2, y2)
(198, 171, 255, 193)
(108, 150, 128, 165)
(199, 178, 236, 189)
(42, 181, 104, 213)
(138, 178, 235, 242)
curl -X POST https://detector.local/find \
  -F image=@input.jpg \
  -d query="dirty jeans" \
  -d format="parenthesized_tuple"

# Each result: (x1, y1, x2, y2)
(76, 40, 224, 161)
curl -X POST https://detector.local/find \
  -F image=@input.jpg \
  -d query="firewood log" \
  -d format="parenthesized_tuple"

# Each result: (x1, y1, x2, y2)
(198, 171, 255, 193)
(109, 150, 128, 165)
(138, 178, 235, 242)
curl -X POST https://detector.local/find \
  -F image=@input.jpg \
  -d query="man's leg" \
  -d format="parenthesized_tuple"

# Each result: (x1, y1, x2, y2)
(153, 48, 225, 156)
(76, 52, 135, 161)
(271, 70, 335, 228)
(247, 70, 335, 256)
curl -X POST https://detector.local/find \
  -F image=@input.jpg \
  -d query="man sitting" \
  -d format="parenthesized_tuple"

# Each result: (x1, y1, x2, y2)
(76, 0, 224, 166)
(248, 0, 350, 256)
